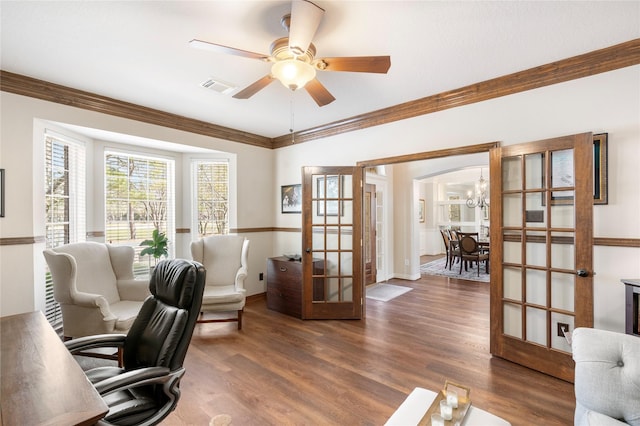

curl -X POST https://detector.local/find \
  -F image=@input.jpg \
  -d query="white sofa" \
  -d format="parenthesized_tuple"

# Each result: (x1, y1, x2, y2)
(572, 327, 640, 426)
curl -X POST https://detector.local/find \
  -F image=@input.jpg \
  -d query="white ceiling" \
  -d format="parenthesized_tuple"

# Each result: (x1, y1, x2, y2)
(1, 1, 639, 141)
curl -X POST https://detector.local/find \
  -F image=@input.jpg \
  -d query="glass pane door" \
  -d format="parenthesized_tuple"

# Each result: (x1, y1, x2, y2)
(303, 166, 362, 319)
(491, 133, 593, 382)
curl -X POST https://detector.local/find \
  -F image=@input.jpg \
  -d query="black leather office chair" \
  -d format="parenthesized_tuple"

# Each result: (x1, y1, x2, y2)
(66, 259, 205, 426)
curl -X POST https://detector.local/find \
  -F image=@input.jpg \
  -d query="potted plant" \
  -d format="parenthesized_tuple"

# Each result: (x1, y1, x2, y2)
(140, 229, 169, 270)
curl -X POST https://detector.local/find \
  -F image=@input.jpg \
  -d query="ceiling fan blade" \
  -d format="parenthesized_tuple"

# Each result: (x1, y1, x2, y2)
(233, 75, 276, 99)
(316, 56, 391, 73)
(304, 78, 335, 107)
(189, 39, 269, 61)
(288, 0, 325, 56)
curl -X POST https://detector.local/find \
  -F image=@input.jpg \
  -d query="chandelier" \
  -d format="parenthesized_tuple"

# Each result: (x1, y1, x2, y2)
(466, 170, 488, 209)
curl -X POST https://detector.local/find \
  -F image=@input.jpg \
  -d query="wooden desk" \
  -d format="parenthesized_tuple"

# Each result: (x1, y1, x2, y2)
(1, 311, 108, 425)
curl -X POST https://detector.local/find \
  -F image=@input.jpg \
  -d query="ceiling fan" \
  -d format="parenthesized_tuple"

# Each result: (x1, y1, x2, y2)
(189, 0, 391, 107)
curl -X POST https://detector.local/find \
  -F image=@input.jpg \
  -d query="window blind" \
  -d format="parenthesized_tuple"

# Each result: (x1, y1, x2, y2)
(193, 160, 229, 237)
(44, 131, 86, 331)
(105, 151, 175, 276)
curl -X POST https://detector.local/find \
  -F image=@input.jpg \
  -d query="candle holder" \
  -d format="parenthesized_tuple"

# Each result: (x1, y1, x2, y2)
(418, 381, 471, 426)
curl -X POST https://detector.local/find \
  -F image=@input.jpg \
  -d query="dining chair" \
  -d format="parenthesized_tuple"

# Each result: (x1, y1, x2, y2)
(447, 230, 462, 270)
(458, 235, 489, 276)
(439, 230, 453, 269)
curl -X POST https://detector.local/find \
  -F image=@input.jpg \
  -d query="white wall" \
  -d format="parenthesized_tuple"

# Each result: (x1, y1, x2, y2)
(1, 65, 639, 332)
(0, 92, 274, 316)
(271, 65, 640, 332)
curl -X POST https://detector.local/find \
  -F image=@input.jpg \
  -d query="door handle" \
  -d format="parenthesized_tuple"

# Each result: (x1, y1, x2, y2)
(576, 269, 589, 277)
(305, 248, 311, 253)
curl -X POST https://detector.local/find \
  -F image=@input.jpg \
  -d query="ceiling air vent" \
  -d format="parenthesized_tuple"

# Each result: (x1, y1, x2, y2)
(200, 77, 237, 95)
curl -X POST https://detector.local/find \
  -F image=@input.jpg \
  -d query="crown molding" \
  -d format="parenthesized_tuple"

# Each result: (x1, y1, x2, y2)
(273, 38, 640, 147)
(2, 39, 638, 150)
(0, 70, 272, 149)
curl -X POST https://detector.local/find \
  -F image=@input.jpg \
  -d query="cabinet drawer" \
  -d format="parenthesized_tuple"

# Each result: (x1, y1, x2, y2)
(267, 257, 303, 318)
(266, 287, 301, 318)
(268, 260, 302, 282)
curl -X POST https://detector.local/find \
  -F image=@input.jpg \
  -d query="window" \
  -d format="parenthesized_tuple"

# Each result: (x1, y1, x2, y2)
(105, 151, 175, 273)
(193, 160, 229, 237)
(44, 131, 86, 329)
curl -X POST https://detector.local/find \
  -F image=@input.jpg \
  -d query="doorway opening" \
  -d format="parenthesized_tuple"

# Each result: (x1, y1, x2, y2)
(358, 142, 497, 286)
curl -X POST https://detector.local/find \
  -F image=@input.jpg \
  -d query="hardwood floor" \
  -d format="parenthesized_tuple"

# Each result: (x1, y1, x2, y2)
(164, 273, 575, 425)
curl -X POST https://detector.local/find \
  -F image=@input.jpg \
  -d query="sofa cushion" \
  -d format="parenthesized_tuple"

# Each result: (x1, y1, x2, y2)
(579, 408, 630, 426)
(573, 327, 640, 426)
(110, 300, 145, 333)
(202, 285, 245, 304)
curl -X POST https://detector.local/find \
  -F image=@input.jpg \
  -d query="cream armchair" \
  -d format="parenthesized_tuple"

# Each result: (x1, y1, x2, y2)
(190, 235, 249, 330)
(43, 242, 150, 340)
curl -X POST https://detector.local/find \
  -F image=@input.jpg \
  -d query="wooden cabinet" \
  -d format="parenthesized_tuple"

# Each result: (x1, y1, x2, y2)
(623, 279, 640, 337)
(266, 257, 324, 318)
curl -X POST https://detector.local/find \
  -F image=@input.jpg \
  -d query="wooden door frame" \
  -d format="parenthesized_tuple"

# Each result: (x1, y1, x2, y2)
(357, 142, 499, 310)
(364, 183, 377, 286)
(357, 142, 500, 286)
(357, 142, 500, 169)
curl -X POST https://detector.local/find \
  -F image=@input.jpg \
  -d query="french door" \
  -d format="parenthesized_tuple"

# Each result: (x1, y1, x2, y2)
(489, 133, 594, 382)
(302, 166, 363, 319)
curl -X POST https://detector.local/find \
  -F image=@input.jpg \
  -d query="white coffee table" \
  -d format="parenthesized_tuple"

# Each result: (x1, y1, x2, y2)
(385, 387, 511, 426)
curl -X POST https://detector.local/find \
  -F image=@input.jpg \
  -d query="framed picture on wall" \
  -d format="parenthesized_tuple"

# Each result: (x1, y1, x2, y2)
(281, 184, 301, 213)
(418, 199, 425, 222)
(592, 133, 608, 205)
(550, 133, 608, 205)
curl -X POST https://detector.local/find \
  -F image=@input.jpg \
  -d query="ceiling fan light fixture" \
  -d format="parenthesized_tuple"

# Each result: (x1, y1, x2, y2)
(271, 59, 316, 91)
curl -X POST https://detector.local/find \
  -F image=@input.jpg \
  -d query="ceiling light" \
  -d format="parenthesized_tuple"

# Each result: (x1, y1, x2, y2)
(466, 169, 489, 210)
(271, 59, 316, 91)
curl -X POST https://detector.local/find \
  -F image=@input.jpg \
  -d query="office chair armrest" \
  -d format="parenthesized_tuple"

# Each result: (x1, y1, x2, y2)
(65, 333, 126, 354)
(94, 366, 173, 396)
(117, 278, 151, 301)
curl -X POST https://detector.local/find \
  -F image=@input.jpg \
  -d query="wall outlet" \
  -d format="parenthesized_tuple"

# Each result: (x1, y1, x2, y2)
(259, 272, 264, 281)
(404, 259, 410, 266)
(557, 322, 569, 337)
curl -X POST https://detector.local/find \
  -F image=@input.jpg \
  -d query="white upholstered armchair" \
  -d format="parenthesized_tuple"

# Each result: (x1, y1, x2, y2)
(190, 235, 249, 330)
(43, 242, 150, 340)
